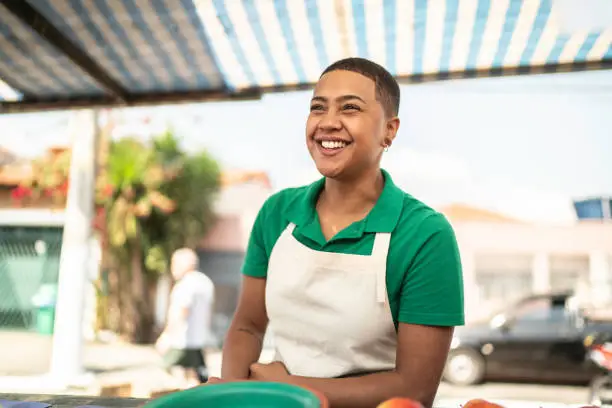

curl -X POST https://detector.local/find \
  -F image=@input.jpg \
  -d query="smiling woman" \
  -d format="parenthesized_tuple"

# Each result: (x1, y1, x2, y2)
(305, 59, 399, 183)
(216, 58, 465, 408)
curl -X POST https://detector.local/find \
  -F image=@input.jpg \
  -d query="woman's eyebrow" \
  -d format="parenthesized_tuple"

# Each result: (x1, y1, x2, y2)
(311, 95, 366, 104)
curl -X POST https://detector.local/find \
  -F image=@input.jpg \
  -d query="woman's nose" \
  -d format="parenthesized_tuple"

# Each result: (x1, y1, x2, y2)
(318, 111, 342, 130)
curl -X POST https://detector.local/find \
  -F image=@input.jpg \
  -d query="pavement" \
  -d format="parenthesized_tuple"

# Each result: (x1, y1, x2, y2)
(0, 331, 596, 407)
(0, 331, 273, 398)
(0, 331, 51, 376)
(436, 382, 590, 407)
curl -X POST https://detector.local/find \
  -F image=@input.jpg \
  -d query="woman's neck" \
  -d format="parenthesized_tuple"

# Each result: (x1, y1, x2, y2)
(320, 168, 384, 215)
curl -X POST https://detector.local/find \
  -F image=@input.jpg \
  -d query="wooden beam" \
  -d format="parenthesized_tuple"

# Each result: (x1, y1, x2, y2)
(1, 59, 610, 114)
(395, 59, 612, 84)
(251, 59, 612, 91)
(0, 0, 129, 102)
(0, 88, 262, 114)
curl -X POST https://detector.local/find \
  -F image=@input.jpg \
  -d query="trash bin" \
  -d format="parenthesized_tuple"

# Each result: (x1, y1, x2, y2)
(35, 305, 56, 335)
(143, 382, 328, 408)
(31, 284, 57, 335)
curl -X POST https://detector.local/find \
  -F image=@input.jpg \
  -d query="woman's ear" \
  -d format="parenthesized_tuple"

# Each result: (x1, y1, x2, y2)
(385, 117, 400, 145)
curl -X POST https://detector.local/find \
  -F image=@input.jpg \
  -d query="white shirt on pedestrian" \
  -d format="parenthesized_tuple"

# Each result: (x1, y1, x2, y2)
(167, 270, 214, 349)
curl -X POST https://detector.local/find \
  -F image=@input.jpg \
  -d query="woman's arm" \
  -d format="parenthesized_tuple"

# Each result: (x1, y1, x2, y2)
(221, 275, 269, 380)
(253, 323, 452, 408)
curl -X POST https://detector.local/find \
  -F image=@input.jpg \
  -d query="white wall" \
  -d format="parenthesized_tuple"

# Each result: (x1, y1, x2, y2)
(451, 221, 612, 322)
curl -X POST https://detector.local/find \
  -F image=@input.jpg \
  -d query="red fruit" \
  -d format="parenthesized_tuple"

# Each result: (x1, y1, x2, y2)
(463, 399, 505, 408)
(377, 397, 424, 408)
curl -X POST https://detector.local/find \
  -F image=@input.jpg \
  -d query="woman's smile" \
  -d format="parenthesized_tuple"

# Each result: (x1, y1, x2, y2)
(314, 137, 353, 157)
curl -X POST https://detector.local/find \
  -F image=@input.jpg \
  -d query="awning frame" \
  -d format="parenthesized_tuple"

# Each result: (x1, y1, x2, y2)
(0, 0, 610, 114)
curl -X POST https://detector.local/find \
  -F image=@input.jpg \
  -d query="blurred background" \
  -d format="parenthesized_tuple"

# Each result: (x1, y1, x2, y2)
(0, 0, 611, 407)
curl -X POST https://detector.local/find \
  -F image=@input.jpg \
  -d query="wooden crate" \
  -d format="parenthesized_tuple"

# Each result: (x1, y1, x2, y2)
(99, 383, 133, 398)
(149, 389, 181, 399)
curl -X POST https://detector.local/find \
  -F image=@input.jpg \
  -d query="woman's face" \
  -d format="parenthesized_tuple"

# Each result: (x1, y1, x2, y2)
(306, 70, 398, 180)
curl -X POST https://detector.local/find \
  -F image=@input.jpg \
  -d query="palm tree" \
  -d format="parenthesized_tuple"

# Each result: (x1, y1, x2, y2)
(97, 132, 220, 343)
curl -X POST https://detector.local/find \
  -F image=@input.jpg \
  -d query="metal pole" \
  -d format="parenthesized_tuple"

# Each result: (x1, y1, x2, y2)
(49, 109, 98, 384)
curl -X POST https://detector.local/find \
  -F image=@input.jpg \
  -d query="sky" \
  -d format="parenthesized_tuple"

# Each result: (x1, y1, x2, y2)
(1, 69, 611, 224)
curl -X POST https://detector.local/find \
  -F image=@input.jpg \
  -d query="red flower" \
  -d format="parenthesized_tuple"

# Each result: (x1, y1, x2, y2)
(11, 185, 32, 200)
(58, 180, 69, 195)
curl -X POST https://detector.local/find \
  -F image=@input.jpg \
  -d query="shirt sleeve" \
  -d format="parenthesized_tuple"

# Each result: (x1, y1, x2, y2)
(241, 203, 270, 278)
(170, 282, 195, 310)
(398, 213, 465, 327)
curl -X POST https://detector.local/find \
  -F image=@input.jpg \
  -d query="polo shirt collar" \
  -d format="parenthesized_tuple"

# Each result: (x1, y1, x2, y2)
(286, 169, 404, 235)
(364, 169, 404, 233)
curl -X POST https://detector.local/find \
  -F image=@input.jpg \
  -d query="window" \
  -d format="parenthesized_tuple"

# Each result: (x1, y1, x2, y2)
(475, 253, 534, 304)
(513, 298, 567, 324)
(476, 271, 533, 303)
(514, 299, 550, 322)
(550, 255, 589, 292)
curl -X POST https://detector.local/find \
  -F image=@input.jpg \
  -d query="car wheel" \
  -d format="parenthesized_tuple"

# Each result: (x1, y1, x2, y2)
(588, 374, 612, 406)
(444, 349, 485, 386)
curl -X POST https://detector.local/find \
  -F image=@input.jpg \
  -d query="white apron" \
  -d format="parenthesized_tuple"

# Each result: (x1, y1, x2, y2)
(265, 223, 397, 378)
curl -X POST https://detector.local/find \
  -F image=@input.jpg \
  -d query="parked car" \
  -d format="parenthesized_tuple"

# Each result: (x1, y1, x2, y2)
(444, 292, 612, 385)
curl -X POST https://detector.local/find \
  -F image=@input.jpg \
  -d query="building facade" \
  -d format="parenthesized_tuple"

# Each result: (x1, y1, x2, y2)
(440, 205, 612, 323)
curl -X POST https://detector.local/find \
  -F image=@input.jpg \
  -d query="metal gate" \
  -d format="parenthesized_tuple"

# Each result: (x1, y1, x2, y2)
(0, 226, 63, 331)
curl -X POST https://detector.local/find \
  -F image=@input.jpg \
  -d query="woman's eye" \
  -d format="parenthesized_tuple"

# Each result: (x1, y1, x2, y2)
(310, 104, 324, 111)
(343, 104, 361, 111)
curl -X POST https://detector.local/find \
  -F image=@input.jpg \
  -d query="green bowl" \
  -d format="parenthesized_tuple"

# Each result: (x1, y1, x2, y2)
(143, 382, 327, 408)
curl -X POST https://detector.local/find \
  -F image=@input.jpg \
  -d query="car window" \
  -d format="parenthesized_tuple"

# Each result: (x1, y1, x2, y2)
(514, 299, 550, 322)
(548, 307, 568, 322)
(513, 299, 567, 323)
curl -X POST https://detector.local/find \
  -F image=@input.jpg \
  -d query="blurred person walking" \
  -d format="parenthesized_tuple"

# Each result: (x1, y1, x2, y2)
(155, 248, 214, 388)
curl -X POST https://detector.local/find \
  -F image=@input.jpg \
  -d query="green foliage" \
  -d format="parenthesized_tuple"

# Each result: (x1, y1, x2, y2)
(101, 130, 221, 277)
(13, 128, 220, 342)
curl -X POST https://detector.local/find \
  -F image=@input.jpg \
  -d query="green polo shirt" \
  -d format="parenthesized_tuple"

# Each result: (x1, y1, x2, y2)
(242, 169, 465, 328)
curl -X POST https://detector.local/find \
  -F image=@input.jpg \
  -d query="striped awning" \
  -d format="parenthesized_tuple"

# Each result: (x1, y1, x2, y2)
(0, 0, 610, 113)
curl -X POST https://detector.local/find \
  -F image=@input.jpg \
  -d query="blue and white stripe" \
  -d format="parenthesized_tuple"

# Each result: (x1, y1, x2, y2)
(0, 2, 105, 98)
(0, 0, 610, 103)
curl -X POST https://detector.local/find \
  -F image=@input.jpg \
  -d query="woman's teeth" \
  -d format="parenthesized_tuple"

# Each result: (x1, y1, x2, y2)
(321, 140, 347, 149)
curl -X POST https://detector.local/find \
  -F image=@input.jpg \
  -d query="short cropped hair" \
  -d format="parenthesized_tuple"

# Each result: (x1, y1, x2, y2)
(172, 247, 199, 270)
(320, 57, 400, 117)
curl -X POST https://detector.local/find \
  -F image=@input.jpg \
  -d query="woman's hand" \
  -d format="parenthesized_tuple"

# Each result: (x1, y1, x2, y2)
(249, 361, 290, 382)
(204, 361, 289, 385)
(205, 377, 227, 384)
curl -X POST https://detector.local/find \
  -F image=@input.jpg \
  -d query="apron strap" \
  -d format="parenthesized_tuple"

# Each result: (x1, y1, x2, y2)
(372, 233, 391, 258)
(372, 233, 391, 304)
